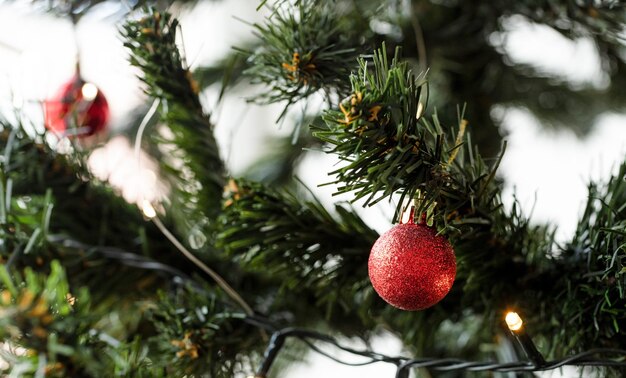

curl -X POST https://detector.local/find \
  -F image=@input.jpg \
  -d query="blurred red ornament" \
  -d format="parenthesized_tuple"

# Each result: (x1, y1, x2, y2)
(44, 76, 109, 138)
(368, 221, 456, 311)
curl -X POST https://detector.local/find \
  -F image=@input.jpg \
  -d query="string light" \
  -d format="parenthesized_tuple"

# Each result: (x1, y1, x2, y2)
(140, 200, 156, 219)
(132, 98, 254, 317)
(116, 39, 622, 375)
(504, 311, 545, 367)
(250, 322, 626, 377)
(505, 311, 523, 331)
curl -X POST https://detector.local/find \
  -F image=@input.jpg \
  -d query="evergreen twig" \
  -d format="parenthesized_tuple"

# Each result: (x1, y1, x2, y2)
(122, 9, 226, 225)
(216, 178, 379, 321)
(243, 0, 363, 119)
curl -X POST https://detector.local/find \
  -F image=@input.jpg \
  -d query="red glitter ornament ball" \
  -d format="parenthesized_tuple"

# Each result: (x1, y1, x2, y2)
(368, 222, 456, 311)
(44, 76, 109, 138)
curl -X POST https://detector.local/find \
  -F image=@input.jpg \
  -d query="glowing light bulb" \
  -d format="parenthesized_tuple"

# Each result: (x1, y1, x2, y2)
(81, 82, 98, 101)
(141, 200, 157, 219)
(504, 310, 545, 366)
(505, 311, 523, 331)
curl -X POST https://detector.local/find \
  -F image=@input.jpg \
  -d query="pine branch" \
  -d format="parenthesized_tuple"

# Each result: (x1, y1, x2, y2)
(305, 45, 559, 352)
(0, 138, 52, 270)
(0, 126, 205, 304)
(147, 284, 263, 377)
(546, 161, 626, 353)
(3, 1, 625, 375)
(2, 124, 283, 329)
(0, 127, 265, 375)
(0, 127, 283, 377)
(0, 260, 182, 377)
(0, 258, 262, 377)
(217, 45, 562, 349)
(380, 0, 626, 155)
(211, 176, 557, 355)
(314, 45, 447, 218)
(1, 261, 121, 376)
(122, 9, 226, 225)
(243, 0, 365, 119)
(0, 128, 141, 249)
(216, 179, 379, 323)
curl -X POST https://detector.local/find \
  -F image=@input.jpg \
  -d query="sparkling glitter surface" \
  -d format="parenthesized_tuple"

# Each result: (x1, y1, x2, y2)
(368, 223, 456, 311)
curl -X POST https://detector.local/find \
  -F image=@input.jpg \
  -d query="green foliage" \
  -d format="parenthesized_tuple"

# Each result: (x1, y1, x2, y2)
(194, 0, 626, 160)
(314, 45, 431, 214)
(0, 127, 191, 303)
(546, 161, 626, 353)
(1, 262, 97, 376)
(147, 284, 261, 377)
(2, 1, 626, 375)
(0, 149, 51, 269)
(314, 45, 506, 230)
(301, 43, 623, 362)
(1, 128, 141, 249)
(0, 261, 79, 349)
(216, 179, 379, 320)
(0, 261, 166, 377)
(104, 338, 166, 377)
(208, 173, 556, 355)
(122, 9, 226, 228)
(244, 0, 364, 119)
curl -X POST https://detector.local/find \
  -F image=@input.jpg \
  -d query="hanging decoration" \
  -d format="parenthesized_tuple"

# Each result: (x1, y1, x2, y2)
(368, 209, 456, 311)
(44, 74, 110, 138)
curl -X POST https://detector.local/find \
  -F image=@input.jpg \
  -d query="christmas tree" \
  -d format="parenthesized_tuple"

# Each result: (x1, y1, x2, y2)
(0, 0, 625, 377)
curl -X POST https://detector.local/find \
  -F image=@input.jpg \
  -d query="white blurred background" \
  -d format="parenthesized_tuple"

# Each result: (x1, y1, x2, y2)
(0, 0, 625, 376)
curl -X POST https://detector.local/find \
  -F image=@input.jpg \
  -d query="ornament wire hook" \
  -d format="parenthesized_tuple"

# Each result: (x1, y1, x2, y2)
(400, 205, 416, 224)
